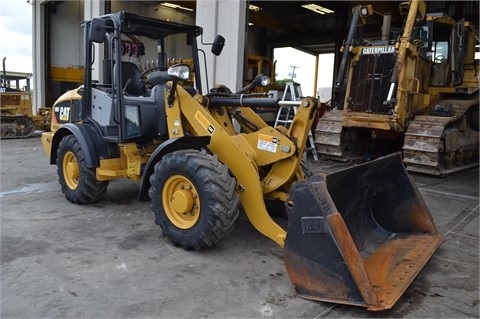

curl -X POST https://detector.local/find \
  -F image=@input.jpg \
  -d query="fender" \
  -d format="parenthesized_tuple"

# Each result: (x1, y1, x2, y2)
(138, 135, 211, 201)
(50, 123, 119, 168)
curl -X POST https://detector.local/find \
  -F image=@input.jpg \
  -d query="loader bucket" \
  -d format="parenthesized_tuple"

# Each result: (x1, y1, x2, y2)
(283, 152, 441, 311)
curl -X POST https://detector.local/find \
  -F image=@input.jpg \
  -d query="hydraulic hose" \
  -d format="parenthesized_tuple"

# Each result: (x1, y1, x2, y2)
(335, 6, 360, 89)
(207, 95, 280, 110)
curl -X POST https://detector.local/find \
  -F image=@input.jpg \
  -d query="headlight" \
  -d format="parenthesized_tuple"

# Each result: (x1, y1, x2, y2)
(359, 5, 372, 17)
(259, 75, 270, 87)
(254, 74, 270, 87)
(168, 64, 190, 81)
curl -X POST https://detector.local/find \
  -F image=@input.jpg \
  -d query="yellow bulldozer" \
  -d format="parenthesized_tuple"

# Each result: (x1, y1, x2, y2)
(41, 11, 441, 310)
(315, 0, 479, 176)
(1, 57, 50, 138)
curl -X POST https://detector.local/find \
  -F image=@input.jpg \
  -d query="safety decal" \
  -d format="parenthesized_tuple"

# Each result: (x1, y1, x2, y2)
(195, 111, 215, 135)
(257, 133, 278, 153)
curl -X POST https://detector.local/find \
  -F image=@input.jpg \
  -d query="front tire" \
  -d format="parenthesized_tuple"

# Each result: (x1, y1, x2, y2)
(57, 135, 108, 204)
(149, 150, 240, 250)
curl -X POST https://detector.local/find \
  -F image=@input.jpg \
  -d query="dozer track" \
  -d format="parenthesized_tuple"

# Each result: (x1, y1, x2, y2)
(1, 115, 36, 139)
(314, 109, 347, 160)
(314, 109, 372, 162)
(403, 98, 479, 176)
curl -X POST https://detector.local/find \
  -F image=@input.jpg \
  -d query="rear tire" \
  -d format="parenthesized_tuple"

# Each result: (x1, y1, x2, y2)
(57, 135, 108, 204)
(149, 150, 240, 250)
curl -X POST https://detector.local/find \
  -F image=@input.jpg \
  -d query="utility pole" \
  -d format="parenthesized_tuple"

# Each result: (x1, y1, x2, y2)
(288, 65, 299, 81)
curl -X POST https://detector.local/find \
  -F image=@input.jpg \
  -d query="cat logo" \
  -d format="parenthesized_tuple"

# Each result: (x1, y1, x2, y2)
(362, 46, 395, 55)
(59, 106, 70, 121)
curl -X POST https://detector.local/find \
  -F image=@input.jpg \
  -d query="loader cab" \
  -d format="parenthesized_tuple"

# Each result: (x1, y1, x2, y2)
(82, 11, 223, 145)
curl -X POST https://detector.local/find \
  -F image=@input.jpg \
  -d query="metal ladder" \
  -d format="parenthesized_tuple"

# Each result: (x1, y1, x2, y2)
(274, 83, 318, 161)
(281, 81, 302, 101)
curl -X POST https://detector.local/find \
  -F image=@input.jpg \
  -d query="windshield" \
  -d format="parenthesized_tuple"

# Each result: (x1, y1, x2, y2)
(88, 12, 202, 93)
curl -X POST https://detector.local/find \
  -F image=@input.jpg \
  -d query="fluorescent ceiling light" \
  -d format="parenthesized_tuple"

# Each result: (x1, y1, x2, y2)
(160, 2, 194, 12)
(249, 4, 261, 12)
(301, 3, 334, 15)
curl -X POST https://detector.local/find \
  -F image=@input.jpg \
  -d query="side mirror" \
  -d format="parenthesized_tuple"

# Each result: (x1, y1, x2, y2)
(89, 18, 106, 43)
(211, 35, 225, 56)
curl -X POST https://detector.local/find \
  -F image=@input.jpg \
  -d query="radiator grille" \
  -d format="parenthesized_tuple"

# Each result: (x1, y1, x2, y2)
(347, 53, 396, 114)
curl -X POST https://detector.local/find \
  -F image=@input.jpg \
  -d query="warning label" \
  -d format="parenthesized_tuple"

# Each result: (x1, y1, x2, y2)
(257, 133, 278, 153)
(195, 111, 215, 135)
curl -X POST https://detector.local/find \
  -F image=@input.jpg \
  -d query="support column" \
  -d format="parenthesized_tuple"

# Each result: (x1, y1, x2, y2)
(196, 0, 246, 93)
(84, 0, 105, 82)
(33, 0, 47, 111)
(314, 54, 319, 97)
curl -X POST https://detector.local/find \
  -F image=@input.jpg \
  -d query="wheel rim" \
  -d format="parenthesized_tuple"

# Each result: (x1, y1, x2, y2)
(162, 175, 200, 229)
(63, 150, 79, 190)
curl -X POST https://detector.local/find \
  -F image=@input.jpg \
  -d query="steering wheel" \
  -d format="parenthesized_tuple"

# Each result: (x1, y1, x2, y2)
(434, 55, 446, 64)
(140, 67, 165, 84)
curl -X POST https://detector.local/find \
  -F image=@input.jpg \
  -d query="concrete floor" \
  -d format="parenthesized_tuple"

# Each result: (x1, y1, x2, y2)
(1, 136, 478, 318)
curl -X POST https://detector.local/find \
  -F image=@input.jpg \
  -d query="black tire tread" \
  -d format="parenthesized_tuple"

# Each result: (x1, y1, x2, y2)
(57, 135, 108, 204)
(149, 150, 239, 250)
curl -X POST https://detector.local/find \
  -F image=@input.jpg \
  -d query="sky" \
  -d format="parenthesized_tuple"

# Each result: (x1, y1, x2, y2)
(274, 48, 334, 102)
(0, 0, 33, 74)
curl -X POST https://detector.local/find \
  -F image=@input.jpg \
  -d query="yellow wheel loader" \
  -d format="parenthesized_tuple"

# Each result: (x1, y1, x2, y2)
(315, 0, 479, 176)
(41, 11, 441, 310)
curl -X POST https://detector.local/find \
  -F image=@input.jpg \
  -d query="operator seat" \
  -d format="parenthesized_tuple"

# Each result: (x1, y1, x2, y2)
(121, 62, 146, 96)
